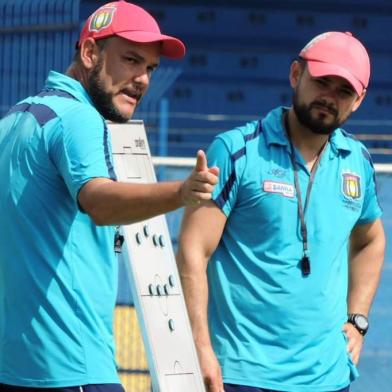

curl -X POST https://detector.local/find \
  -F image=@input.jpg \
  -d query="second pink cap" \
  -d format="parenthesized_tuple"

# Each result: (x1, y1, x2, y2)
(299, 31, 370, 96)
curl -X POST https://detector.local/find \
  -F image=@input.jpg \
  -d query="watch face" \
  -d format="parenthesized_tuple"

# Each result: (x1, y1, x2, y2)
(355, 315, 369, 329)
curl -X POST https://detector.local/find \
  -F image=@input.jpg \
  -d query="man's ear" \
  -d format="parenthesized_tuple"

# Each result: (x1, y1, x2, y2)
(351, 89, 366, 113)
(79, 38, 101, 70)
(289, 60, 302, 89)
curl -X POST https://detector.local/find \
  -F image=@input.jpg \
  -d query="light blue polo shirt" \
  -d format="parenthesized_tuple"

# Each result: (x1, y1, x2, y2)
(207, 107, 382, 391)
(0, 71, 120, 386)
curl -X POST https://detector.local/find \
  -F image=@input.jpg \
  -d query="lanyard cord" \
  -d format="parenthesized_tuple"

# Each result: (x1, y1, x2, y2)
(284, 113, 329, 275)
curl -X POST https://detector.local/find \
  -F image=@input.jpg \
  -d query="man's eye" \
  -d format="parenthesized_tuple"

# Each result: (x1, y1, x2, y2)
(315, 79, 327, 86)
(341, 89, 354, 97)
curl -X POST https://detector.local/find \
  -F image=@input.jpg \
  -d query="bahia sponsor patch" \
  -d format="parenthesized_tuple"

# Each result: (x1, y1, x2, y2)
(263, 180, 295, 198)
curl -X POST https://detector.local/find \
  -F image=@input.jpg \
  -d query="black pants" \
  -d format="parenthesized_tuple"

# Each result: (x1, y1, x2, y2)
(224, 383, 350, 392)
(0, 384, 125, 392)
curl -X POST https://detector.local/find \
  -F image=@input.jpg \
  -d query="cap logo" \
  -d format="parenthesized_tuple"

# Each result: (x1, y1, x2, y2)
(89, 6, 116, 32)
(341, 172, 361, 200)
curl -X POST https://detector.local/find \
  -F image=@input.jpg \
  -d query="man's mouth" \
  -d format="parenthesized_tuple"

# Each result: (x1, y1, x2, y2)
(120, 89, 142, 105)
(312, 103, 337, 116)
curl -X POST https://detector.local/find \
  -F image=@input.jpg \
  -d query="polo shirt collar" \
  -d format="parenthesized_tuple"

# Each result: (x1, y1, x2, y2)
(262, 106, 290, 147)
(44, 70, 95, 107)
(262, 106, 353, 156)
(329, 128, 352, 155)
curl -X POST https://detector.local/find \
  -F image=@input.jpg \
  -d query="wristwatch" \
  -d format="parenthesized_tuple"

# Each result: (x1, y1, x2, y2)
(348, 313, 369, 336)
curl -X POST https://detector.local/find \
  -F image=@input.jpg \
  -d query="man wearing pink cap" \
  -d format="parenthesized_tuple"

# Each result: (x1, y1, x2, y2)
(0, 1, 218, 391)
(178, 32, 385, 392)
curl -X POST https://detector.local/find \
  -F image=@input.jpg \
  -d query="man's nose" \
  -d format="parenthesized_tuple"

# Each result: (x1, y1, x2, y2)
(134, 71, 150, 88)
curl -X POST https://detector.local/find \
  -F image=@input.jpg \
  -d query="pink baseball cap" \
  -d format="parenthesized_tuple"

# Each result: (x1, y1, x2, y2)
(299, 31, 370, 96)
(78, 1, 185, 59)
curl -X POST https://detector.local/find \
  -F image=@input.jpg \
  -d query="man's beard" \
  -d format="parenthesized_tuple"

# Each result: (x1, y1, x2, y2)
(292, 91, 345, 135)
(87, 58, 131, 123)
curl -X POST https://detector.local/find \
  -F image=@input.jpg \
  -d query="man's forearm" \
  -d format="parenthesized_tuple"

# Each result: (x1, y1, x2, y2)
(348, 252, 384, 315)
(180, 266, 213, 350)
(348, 221, 385, 315)
(80, 179, 184, 225)
(176, 203, 227, 355)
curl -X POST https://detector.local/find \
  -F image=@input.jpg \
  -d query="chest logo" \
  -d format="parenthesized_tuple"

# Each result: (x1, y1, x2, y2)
(267, 167, 287, 178)
(89, 6, 116, 32)
(342, 172, 361, 200)
(263, 181, 295, 198)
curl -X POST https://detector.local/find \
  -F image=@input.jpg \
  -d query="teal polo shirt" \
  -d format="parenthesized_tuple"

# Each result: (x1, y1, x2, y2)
(0, 71, 119, 386)
(207, 107, 382, 391)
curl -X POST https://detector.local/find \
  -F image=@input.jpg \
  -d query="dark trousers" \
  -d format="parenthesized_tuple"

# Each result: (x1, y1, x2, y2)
(224, 383, 350, 392)
(0, 384, 125, 392)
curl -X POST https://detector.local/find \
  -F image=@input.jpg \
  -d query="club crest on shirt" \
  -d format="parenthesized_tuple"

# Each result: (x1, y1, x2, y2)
(263, 180, 295, 198)
(341, 171, 361, 200)
(89, 5, 116, 32)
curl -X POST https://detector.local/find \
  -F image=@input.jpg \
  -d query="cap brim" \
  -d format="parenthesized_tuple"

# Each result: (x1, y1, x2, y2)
(306, 60, 364, 96)
(115, 31, 185, 59)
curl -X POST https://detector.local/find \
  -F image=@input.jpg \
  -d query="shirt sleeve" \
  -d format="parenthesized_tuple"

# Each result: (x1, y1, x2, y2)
(207, 131, 245, 217)
(49, 104, 117, 202)
(357, 150, 382, 224)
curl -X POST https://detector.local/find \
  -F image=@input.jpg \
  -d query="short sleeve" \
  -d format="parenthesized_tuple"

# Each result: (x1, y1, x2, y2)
(207, 132, 245, 217)
(49, 104, 116, 201)
(357, 151, 382, 225)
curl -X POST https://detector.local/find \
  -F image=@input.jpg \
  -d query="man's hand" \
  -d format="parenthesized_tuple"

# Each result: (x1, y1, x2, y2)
(342, 322, 364, 365)
(180, 150, 219, 205)
(197, 346, 225, 392)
